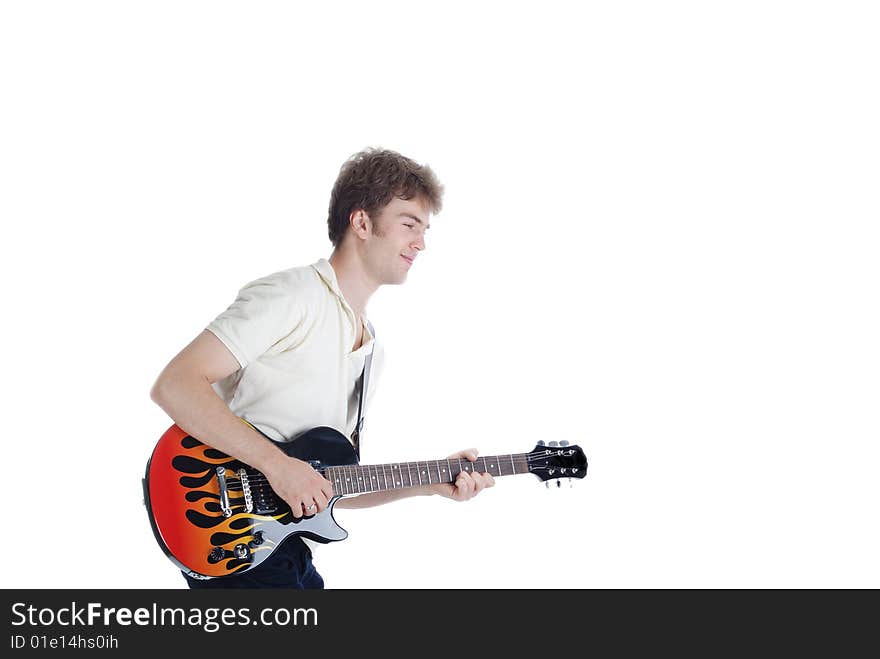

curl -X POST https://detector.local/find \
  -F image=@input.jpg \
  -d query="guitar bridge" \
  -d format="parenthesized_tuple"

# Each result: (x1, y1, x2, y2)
(238, 469, 254, 513)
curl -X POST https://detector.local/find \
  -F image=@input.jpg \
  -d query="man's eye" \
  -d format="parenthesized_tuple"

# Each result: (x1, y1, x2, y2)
(404, 224, 415, 228)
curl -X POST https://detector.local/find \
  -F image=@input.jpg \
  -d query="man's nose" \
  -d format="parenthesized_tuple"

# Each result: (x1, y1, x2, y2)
(411, 234, 425, 252)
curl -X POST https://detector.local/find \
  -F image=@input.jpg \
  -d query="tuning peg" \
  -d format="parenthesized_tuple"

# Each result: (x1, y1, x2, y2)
(569, 478, 573, 488)
(559, 441, 569, 447)
(549, 441, 559, 447)
(545, 481, 550, 489)
(537, 440, 545, 446)
(556, 479, 561, 488)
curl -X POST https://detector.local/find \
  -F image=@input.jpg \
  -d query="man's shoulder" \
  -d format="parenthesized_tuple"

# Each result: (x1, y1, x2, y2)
(241, 261, 325, 298)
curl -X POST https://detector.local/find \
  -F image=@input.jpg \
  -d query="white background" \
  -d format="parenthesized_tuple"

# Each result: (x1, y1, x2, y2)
(1, 1, 877, 589)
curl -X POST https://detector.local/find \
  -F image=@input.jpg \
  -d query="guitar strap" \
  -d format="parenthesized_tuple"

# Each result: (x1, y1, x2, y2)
(350, 320, 375, 462)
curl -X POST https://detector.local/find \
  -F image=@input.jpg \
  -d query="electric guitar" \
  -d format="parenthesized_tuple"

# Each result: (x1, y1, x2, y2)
(143, 422, 588, 580)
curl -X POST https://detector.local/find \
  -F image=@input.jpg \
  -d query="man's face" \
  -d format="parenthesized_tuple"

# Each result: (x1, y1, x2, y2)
(363, 196, 431, 285)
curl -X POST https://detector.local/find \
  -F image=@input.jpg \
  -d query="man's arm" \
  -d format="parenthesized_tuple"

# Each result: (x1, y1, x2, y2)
(335, 449, 494, 509)
(150, 329, 334, 516)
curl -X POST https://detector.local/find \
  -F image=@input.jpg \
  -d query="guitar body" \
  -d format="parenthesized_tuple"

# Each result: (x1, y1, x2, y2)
(143, 423, 357, 580)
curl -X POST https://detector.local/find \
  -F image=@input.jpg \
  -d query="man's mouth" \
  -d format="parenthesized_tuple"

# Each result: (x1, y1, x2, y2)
(401, 255, 414, 266)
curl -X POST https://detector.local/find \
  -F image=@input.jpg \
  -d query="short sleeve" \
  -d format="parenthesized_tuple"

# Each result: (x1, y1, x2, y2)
(206, 270, 304, 369)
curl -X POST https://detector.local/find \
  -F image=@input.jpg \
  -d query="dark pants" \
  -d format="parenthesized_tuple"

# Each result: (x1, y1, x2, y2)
(182, 537, 324, 589)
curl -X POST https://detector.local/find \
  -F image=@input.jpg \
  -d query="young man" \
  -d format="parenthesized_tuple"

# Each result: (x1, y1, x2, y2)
(149, 147, 494, 589)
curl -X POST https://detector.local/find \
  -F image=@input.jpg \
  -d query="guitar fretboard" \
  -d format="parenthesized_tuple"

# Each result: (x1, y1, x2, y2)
(319, 454, 531, 496)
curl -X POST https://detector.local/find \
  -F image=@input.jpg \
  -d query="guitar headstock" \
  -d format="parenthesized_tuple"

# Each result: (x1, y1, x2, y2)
(527, 441, 588, 486)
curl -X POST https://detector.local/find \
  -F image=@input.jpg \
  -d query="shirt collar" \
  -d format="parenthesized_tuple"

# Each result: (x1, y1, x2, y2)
(311, 258, 344, 299)
(311, 258, 374, 344)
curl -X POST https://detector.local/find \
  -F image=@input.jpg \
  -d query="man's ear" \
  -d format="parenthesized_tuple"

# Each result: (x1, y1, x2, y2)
(349, 209, 372, 240)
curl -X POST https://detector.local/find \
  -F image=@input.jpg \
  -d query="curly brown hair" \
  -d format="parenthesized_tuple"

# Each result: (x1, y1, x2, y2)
(327, 147, 444, 248)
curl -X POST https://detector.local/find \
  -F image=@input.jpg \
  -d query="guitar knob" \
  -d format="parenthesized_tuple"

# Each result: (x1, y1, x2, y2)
(233, 543, 250, 559)
(208, 547, 225, 563)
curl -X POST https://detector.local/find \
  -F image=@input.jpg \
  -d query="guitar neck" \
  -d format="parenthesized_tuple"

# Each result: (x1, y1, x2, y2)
(320, 454, 531, 496)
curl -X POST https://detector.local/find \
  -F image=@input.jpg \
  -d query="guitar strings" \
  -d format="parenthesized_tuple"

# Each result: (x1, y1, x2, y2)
(199, 450, 570, 477)
(207, 451, 574, 487)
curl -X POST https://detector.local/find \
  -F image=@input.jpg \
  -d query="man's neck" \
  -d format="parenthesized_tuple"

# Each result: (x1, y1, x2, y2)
(327, 249, 378, 320)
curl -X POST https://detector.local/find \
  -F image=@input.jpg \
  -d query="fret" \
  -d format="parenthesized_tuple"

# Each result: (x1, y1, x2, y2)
(416, 461, 423, 486)
(369, 464, 378, 493)
(509, 454, 516, 477)
(330, 466, 340, 495)
(326, 467, 335, 493)
(335, 466, 342, 493)
(435, 460, 442, 483)
(357, 465, 366, 493)
(349, 464, 357, 494)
